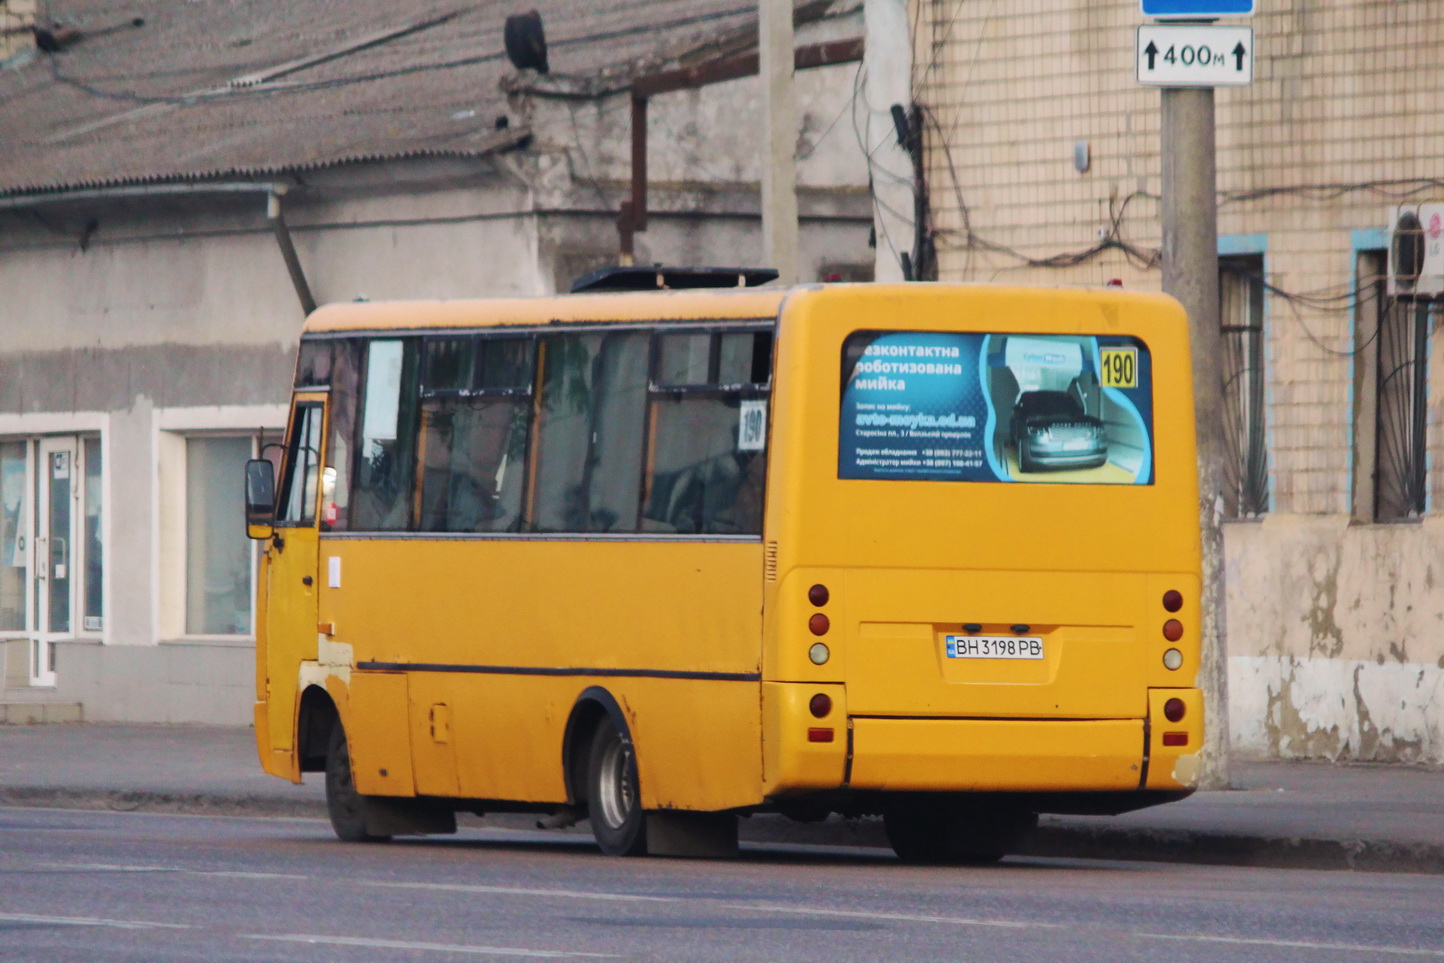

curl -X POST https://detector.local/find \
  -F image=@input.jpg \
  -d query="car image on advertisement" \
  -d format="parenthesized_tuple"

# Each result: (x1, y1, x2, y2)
(1010, 390, 1108, 473)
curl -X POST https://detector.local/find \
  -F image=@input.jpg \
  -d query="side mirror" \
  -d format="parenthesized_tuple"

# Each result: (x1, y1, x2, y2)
(245, 458, 276, 540)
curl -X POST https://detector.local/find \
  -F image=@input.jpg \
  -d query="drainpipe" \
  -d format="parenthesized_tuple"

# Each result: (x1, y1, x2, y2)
(267, 188, 317, 316)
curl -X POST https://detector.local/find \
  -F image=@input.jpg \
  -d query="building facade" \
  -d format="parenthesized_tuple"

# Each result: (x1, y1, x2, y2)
(0, 0, 871, 724)
(913, 0, 1443, 763)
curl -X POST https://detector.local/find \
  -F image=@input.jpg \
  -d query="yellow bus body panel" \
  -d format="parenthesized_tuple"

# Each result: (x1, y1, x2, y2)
(849, 718, 1145, 792)
(318, 537, 764, 810)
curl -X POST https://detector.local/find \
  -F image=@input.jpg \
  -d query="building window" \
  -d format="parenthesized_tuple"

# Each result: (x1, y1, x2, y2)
(0, 434, 104, 685)
(1219, 254, 1269, 517)
(1354, 250, 1431, 521)
(185, 436, 255, 635)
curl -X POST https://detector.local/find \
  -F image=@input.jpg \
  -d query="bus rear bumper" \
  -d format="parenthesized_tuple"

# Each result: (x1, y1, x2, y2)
(848, 717, 1146, 793)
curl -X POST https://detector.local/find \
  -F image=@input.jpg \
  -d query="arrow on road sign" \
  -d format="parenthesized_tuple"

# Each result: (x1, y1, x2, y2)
(1136, 24, 1254, 87)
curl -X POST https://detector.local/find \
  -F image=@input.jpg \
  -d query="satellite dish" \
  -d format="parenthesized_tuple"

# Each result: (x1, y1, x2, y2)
(504, 11, 548, 74)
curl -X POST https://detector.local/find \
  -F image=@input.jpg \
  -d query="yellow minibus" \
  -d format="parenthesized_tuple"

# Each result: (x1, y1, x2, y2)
(245, 273, 1204, 862)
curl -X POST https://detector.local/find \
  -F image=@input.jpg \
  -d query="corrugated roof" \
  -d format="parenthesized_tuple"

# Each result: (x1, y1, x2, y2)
(0, 0, 796, 197)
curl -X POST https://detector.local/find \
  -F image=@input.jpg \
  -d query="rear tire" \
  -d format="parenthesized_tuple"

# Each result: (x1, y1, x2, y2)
(325, 723, 390, 843)
(587, 717, 646, 856)
(884, 798, 1035, 865)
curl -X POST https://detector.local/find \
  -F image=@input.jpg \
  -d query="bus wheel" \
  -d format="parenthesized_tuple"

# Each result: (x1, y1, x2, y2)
(883, 799, 1034, 865)
(587, 717, 647, 857)
(325, 723, 390, 843)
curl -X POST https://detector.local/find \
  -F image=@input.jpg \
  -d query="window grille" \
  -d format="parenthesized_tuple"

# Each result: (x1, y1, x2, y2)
(1220, 255, 1269, 517)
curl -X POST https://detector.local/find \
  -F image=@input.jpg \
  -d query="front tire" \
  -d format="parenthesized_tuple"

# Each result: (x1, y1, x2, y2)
(325, 722, 389, 843)
(587, 717, 646, 856)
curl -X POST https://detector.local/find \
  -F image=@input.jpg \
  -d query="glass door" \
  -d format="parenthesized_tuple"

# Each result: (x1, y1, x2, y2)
(0, 441, 31, 682)
(33, 437, 79, 685)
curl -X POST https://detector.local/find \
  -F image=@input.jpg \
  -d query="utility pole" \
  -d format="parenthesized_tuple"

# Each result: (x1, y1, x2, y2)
(758, 0, 799, 284)
(863, 0, 916, 283)
(1160, 86, 1230, 789)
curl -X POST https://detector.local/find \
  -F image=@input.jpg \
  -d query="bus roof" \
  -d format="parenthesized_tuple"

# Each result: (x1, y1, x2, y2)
(302, 287, 792, 335)
(300, 283, 1184, 336)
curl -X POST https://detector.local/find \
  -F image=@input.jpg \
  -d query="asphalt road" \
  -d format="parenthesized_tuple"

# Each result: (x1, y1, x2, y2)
(2, 807, 1442, 962)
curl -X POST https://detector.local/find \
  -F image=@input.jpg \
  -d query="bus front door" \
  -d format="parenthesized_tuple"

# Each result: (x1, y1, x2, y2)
(260, 395, 326, 779)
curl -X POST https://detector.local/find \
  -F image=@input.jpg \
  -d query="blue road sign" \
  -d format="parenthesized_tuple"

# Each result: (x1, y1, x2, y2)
(1142, 0, 1254, 16)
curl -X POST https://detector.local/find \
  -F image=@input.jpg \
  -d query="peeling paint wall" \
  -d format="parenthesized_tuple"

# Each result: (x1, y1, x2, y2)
(1226, 518, 1444, 764)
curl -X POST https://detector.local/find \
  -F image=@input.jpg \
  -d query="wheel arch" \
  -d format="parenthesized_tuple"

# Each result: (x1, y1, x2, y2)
(562, 686, 631, 806)
(297, 684, 340, 773)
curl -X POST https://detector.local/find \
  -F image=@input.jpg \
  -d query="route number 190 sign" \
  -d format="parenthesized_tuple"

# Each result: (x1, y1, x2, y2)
(1136, 24, 1253, 87)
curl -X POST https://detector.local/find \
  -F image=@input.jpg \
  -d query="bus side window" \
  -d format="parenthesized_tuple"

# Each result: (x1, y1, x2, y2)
(532, 332, 648, 534)
(417, 336, 533, 533)
(276, 403, 324, 526)
(320, 339, 363, 532)
(641, 330, 770, 536)
(352, 339, 420, 531)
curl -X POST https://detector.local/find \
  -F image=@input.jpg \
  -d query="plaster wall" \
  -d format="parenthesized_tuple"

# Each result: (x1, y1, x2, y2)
(1225, 517, 1444, 764)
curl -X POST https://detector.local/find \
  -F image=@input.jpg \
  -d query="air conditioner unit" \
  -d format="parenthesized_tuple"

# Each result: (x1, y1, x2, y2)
(1387, 203, 1444, 298)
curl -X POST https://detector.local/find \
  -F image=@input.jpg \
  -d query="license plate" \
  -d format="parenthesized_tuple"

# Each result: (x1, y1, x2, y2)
(1062, 440, 1089, 451)
(945, 635, 1044, 660)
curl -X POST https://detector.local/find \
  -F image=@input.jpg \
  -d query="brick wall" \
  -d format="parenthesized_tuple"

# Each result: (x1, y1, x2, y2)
(914, 0, 1444, 762)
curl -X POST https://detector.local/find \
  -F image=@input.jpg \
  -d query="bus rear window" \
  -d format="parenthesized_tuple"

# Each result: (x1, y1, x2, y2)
(839, 331, 1154, 485)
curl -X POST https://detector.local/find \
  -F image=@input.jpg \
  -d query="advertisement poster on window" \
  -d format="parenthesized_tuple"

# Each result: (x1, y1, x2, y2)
(839, 331, 1154, 484)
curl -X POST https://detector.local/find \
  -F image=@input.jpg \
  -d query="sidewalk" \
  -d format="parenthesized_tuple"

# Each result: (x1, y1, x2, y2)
(1, 723, 1440, 873)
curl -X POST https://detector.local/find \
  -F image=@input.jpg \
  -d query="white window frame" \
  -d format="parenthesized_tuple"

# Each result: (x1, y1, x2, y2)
(155, 405, 287, 643)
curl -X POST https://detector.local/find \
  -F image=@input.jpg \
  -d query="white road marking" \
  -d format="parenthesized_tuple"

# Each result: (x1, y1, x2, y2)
(37, 861, 307, 880)
(365, 881, 1055, 930)
(245, 934, 616, 958)
(724, 902, 1060, 929)
(0, 911, 191, 931)
(1141, 932, 1444, 957)
(364, 881, 678, 903)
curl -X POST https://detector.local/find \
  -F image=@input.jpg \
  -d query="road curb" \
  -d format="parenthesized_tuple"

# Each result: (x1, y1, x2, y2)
(4, 788, 1440, 875)
(0, 787, 325, 820)
(1021, 824, 1444, 875)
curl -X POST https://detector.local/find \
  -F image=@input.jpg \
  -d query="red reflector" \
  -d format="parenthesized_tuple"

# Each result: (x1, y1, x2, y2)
(1163, 619, 1183, 642)
(1162, 590, 1183, 613)
(807, 727, 834, 743)
(1164, 697, 1186, 722)
(809, 613, 830, 636)
(808, 583, 830, 607)
(808, 693, 832, 718)
(1162, 732, 1188, 747)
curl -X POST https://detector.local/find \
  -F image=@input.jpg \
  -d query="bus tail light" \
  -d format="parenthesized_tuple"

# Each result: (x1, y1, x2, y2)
(808, 584, 830, 606)
(808, 642, 830, 665)
(807, 727, 834, 743)
(809, 693, 832, 718)
(1162, 732, 1188, 747)
(1163, 648, 1184, 670)
(1163, 619, 1183, 642)
(1163, 589, 1183, 612)
(809, 613, 830, 636)
(1163, 697, 1186, 723)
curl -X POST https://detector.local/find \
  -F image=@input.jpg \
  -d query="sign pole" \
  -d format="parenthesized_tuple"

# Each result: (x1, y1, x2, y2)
(1160, 86, 1230, 789)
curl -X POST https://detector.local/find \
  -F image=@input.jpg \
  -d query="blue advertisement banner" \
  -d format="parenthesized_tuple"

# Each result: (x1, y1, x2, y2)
(839, 331, 1154, 484)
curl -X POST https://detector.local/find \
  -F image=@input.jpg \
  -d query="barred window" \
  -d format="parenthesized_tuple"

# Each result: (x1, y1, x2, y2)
(1354, 251, 1431, 522)
(1220, 255, 1269, 517)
